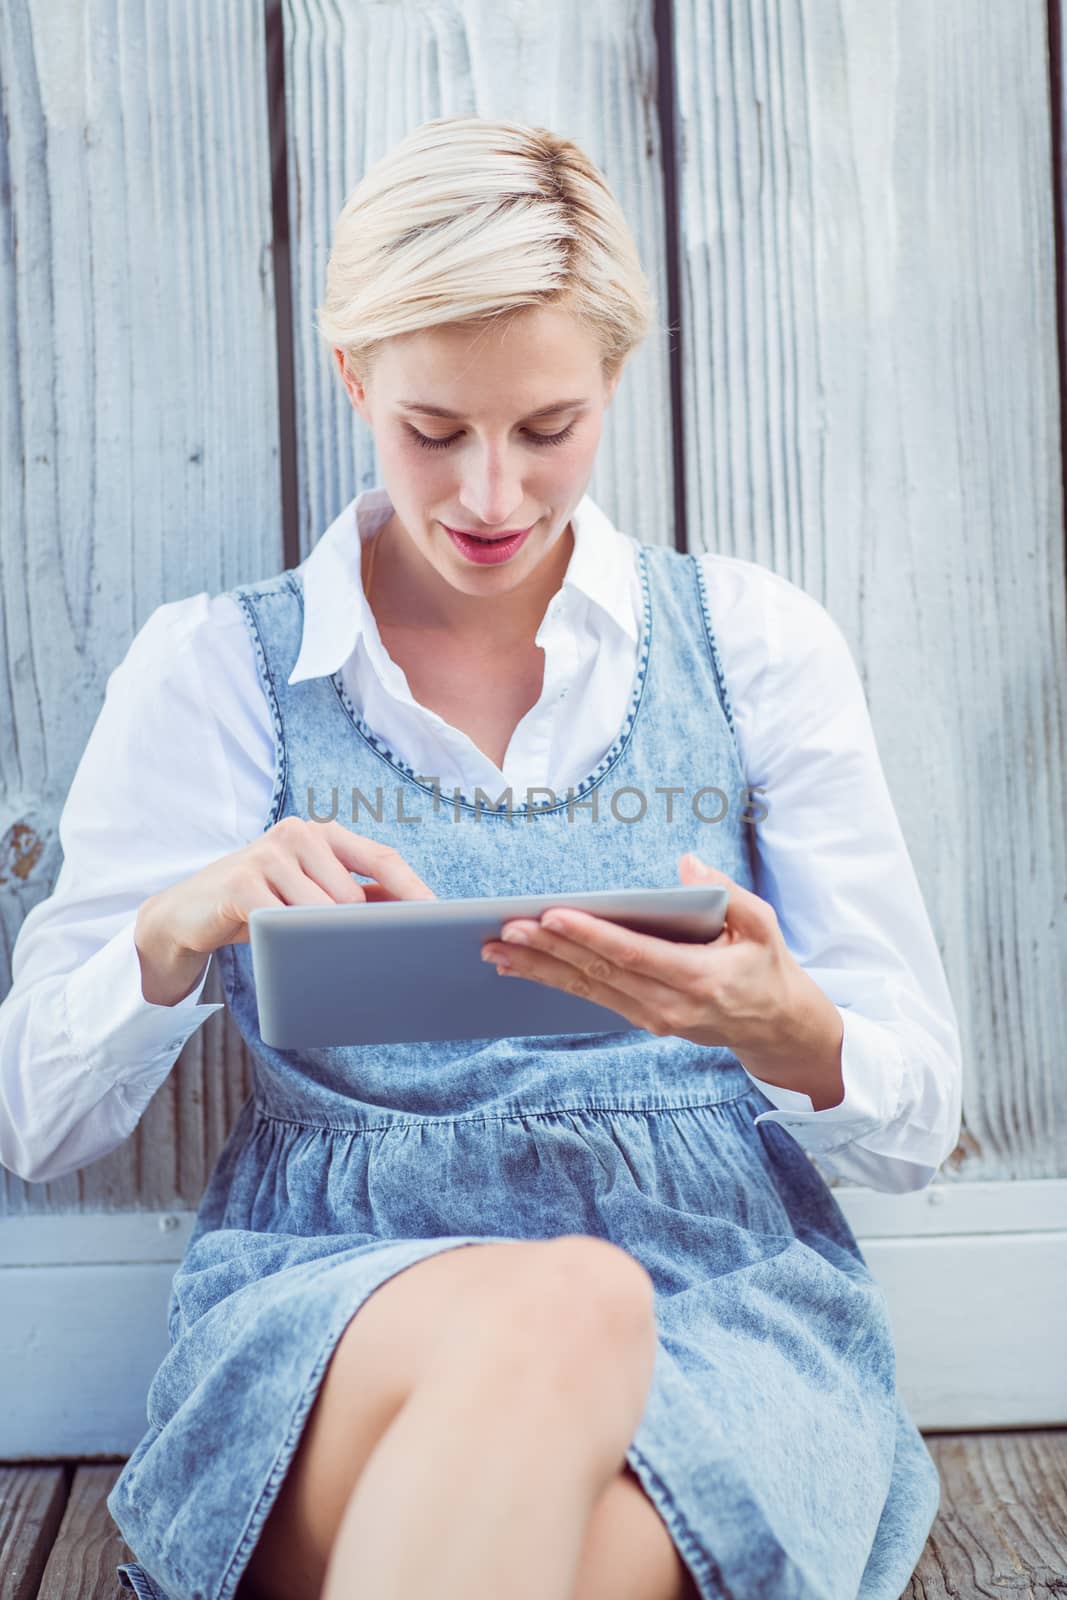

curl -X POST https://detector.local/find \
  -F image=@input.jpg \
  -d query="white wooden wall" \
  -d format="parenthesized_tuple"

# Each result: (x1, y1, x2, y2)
(1, 0, 1064, 1453)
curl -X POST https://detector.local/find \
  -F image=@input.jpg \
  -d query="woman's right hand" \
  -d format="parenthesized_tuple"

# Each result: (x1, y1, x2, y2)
(135, 817, 436, 1005)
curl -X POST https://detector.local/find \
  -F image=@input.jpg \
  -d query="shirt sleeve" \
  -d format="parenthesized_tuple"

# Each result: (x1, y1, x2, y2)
(0, 593, 276, 1184)
(702, 553, 963, 1194)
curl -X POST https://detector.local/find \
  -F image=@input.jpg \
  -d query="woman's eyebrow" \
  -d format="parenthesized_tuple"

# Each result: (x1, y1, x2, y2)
(397, 398, 590, 421)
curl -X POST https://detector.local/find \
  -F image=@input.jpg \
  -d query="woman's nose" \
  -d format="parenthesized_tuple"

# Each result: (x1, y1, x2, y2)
(456, 450, 526, 530)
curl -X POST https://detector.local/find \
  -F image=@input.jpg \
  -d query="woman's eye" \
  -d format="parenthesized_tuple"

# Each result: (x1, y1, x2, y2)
(408, 423, 576, 452)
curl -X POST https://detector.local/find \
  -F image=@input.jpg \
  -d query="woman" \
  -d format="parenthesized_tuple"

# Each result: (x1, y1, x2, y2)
(0, 117, 961, 1600)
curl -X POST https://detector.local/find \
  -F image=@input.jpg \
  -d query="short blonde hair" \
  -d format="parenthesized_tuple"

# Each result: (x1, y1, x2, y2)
(315, 115, 659, 387)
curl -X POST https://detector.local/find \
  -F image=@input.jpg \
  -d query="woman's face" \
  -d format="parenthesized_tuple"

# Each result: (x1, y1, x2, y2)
(334, 305, 620, 602)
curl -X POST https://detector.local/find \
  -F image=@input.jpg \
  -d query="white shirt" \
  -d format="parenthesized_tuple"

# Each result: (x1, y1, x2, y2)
(0, 489, 962, 1192)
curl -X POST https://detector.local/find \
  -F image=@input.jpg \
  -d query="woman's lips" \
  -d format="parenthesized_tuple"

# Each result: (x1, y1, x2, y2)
(442, 523, 534, 565)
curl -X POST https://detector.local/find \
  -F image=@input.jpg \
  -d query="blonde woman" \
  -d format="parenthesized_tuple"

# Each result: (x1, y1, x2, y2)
(0, 117, 961, 1600)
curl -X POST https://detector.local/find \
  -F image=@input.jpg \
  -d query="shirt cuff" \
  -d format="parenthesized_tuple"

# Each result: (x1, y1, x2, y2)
(743, 1007, 905, 1155)
(65, 915, 226, 1081)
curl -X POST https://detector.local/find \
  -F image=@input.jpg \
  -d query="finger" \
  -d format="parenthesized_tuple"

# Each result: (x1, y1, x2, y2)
(489, 942, 661, 1034)
(220, 884, 294, 945)
(261, 854, 346, 908)
(321, 822, 437, 901)
(285, 827, 378, 905)
(495, 918, 690, 1018)
(524, 906, 711, 986)
(677, 853, 775, 937)
(359, 881, 411, 903)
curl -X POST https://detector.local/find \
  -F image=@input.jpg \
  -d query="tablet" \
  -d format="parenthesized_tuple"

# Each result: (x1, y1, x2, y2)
(248, 884, 728, 1047)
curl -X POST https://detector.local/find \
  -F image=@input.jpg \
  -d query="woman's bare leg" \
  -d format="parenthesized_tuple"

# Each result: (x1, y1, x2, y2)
(322, 1242, 657, 1600)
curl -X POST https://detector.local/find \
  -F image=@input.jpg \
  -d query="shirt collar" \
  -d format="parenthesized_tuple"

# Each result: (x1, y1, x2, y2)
(287, 486, 638, 685)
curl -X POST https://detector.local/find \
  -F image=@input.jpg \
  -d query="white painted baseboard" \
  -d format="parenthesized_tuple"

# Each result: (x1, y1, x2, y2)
(2, 1181, 1065, 1459)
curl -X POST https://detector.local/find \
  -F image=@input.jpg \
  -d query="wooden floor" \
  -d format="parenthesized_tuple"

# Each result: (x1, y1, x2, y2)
(1, 1429, 1065, 1598)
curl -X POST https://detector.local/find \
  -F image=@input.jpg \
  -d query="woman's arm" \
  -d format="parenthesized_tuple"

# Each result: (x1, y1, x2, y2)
(705, 554, 963, 1194)
(0, 596, 274, 1184)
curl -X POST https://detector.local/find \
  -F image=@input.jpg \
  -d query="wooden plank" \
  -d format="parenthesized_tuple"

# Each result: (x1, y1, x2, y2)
(669, 0, 1067, 1185)
(0, 0, 271, 1214)
(908, 1430, 1067, 1594)
(282, 0, 675, 555)
(11, 1434, 1067, 1597)
(37, 1466, 132, 1600)
(0, 1467, 68, 1600)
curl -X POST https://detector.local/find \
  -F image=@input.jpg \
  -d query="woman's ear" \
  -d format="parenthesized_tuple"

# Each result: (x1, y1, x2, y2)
(334, 349, 367, 415)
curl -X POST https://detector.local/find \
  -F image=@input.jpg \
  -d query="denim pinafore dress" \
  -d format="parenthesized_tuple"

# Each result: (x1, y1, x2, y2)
(109, 542, 940, 1600)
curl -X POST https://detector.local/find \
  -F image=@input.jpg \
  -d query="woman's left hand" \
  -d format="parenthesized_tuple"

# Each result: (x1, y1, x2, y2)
(480, 852, 805, 1055)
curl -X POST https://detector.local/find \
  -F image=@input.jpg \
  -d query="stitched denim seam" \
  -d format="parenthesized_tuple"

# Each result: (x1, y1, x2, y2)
(117, 1501, 199, 1597)
(214, 1328, 344, 1600)
(692, 554, 740, 745)
(626, 1440, 729, 1599)
(298, 544, 654, 816)
(251, 1092, 755, 1136)
(229, 584, 290, 832)
(115, 1565, 171, 1600)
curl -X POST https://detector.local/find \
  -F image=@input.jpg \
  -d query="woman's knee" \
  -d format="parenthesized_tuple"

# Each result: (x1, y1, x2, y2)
(428, 1234, 658, 1401)
(534, 1234, 657, 1345)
